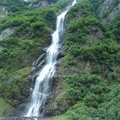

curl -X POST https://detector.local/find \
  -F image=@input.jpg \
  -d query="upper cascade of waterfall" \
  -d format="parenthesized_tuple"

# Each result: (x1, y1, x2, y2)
(72, 0, 77, 6)
(24, 0, 77, 117)
(56, 11, 67, 32)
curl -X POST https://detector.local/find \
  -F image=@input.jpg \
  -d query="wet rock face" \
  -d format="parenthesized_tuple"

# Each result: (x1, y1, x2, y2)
(43, 62, 69, 116)
(44, 91, 69, 117)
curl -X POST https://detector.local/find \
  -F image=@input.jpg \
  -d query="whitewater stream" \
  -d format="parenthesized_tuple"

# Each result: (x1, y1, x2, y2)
(25, 0, 77, 118)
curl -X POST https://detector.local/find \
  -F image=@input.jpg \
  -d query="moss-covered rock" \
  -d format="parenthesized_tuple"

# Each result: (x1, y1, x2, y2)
(0, 67, 31, 106)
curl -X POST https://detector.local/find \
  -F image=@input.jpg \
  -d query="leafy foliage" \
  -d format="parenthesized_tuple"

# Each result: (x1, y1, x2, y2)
(0, 0, 69, 111)
(0, 0, 120, 118)
(57, 0, 120, 119)
(65, 0, 95, 27)
(0, 0, 29, 13)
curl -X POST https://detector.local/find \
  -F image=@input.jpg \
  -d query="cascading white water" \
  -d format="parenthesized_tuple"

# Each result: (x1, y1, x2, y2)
(25, 0, 77, 117)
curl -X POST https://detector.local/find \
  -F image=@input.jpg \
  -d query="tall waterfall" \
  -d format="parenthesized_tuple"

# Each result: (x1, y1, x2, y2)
(25, 0, 77, 117)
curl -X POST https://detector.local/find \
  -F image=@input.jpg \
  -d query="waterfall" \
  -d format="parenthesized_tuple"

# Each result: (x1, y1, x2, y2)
(24, 0, 77, 118)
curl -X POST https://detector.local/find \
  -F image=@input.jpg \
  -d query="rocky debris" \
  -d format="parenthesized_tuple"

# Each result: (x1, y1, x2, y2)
(105, 2, 120, 22)
(0, 6, 6, 12)
(0, 28, 14, 41)
(99, 0, 120, 23)
(38, 0, 49, 7)
(44, 92, 69, 116)
(0, 6, 7, 13)
(99, 0, 112, 17)
(0, 5, 8, 18)
(26, 0, 49, 8)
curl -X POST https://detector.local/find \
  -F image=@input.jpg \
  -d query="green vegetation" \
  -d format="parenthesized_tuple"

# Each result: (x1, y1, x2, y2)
(54, 0, 120, 119)
(0, 98, 11, 116)
(0, 0, 70, 115)
(65, 0, 95, 27)
(0, 0, 29, 13)
(102, 0, 120, 18)
(0, 67, 30, 105)
(109, 13, 120, 42)
(0, 0, 120, 118)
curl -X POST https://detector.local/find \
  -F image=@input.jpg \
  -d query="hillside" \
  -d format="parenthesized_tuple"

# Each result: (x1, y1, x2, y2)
(44, 0, 120, 119)
(0, 0, 65, 116)
(0, 0, 120, 119)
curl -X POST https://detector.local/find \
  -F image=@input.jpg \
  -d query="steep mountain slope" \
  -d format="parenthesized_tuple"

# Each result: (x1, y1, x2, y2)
(0, 0, 120, 119)
(44, 0, 120, 119)
(0, 0, 69, 116)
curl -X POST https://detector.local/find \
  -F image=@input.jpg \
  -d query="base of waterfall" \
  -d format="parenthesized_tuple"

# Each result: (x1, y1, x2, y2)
(0, 117, 58, 120)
